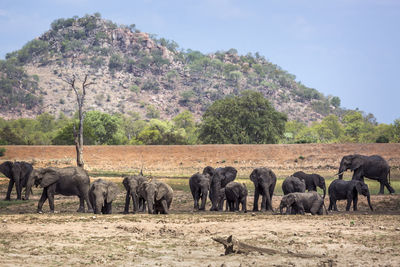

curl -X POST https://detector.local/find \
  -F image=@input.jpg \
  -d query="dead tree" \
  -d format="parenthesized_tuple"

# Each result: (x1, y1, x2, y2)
(212, 235, 319, 258)
(61, 75, 95, 168)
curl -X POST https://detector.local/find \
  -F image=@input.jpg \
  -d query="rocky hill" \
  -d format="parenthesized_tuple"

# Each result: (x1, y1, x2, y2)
(0, 14, 344, 123)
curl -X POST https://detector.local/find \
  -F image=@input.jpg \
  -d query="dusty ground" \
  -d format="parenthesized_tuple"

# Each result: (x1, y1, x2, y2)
(1, 144, 400, 266)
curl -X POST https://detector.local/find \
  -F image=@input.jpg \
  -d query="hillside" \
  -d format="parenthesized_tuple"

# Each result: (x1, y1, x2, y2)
(0, 14, 343, 123)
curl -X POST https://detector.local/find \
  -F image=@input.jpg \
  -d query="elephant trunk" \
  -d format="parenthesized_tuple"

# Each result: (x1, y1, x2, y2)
(147, 198, 154, 214)
(24, 175, 35, 200)
(132, 192, 139, 213)
(322, 184, 326, 200)
(338, 163, 345, 179)
(367, 194, 373, 211)
(279, 203, 284, 215)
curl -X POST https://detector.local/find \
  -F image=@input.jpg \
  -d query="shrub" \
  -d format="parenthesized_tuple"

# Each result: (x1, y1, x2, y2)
(108, 54, 123, 70)
(0, 147, 5, 157)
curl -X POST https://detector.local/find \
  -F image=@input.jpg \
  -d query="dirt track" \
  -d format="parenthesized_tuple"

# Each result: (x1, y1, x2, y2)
(1, 144, 400, 266)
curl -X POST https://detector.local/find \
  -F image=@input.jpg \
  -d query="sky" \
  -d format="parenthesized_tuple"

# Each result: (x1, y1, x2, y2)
(0, 0, 399, 124)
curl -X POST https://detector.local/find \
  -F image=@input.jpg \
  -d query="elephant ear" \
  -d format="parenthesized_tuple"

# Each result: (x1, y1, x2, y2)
(156, 183, 169, 201)
(250, 169, 258, 182)
(0, 161, 13, 178)
(40, 169, 60, 188)
(350, 156, 363, 171)
(107, 183, 119, 203)
(287, 194, 297, 205)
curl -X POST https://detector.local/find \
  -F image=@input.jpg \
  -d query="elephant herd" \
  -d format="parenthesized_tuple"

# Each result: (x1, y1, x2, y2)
(0, 154, 394, 215)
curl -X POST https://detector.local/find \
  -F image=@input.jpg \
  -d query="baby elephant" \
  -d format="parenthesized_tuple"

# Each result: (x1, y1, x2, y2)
(225, 182, 248, 212)
(189, 173, 210, 211)
(328, 179, 373, 211)
(123, 175, 147, 214)
(139, 180, 173, 214)
(282, 176, 306, 195)
(89, 179, 119, 214)
(280, 191, 325, 215)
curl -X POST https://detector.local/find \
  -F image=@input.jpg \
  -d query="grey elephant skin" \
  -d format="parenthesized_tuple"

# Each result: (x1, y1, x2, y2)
(280, 192, 325, 215)
(282, 176, 306, 195)
(138, 180, 173, 214)
(189, 172, 210, 211)
(30, 166, 93, 213)
(203, 166, 237, 211)
(328, 179, 373, 211)
(250, 167, 276, 211)
(338, 154, 394, 194)
(292, 171, 326, 199)
(89, 179, 119, 214)
(0, 161, 34, 200)
(123, 175, 147, 214)
(224, 181, 248, 212)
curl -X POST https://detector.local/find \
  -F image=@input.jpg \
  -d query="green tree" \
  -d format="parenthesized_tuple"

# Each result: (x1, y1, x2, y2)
(198, 91, 287, 144)
(173, 111, 197, 144)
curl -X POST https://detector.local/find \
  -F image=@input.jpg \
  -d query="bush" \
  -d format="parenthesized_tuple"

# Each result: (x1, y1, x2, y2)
(0, 147, 5, 157)
(108, 54, 123, 70)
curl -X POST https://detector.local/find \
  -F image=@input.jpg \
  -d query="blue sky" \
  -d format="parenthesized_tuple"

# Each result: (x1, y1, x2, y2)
(0, 0, 399, 123)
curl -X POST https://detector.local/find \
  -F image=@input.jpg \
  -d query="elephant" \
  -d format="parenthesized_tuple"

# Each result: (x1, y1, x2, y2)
(279, 192, 325, 215)
(338, 154, 394, 194)
(189, 172, 210, 211)
(328, 179, 373, 212)
(224, 181, 248, 212)
(249, 167, 276, 211)
(123, 175, 147, 214)
(0, 161, 34, 200)
(292, 171, 326, 199)
(203, 166, 237, 211)
(89, 179, 119, 214)
(138, 180, 173, 214)
(30, 166, 93, 213)
(282, 176, 306, 195)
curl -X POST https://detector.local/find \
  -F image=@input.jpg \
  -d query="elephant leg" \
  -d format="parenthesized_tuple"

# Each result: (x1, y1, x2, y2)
(160, 199, 169, 214)
(193, 191, 200, 210)
(200, 192, 207, 211)
(382, 180, 395, 194)
(37, 189, 48, 213)
(85, 193, 93, 213)
(253, 187, 260, 211)
(353, 195, 358, 211)
(296, 202, 305, 215)
(47, 189, 55, 213)
(379, 182, 385, 195)
(106, 202, 112, 214)
(5, 179, 14, 200)
(333, 200, 338, 211)
(346, 197, 352, 211)
(15, 178, 22, 200)
(328, 197, 333, 211)
(77, 197, 85, 212)
(124, 191, 131, 214)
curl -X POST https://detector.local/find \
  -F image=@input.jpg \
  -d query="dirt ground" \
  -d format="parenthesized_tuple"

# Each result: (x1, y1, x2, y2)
(1, 144, 400, 266)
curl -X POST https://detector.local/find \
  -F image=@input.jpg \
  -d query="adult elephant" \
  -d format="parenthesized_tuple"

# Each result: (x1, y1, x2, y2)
(0, 161, 34, 200)
(282, 176, 306, 195)
(338, 154, 394, 194)
(189, 172, 210, 211)
(292, 171, 326, 199)
(328, 179, 373, 212)
(89, 179, 119, 214)
(30, 166, 93, 213)
(203, 166, 237, 211)
(279, 192, 325, 215)
(138, 180, 173, 214)
(123, 175, 147, 214)
(249, 167, 276, 211)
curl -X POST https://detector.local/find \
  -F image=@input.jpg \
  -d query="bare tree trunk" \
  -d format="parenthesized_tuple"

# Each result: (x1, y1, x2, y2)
(62, 74, 95, 169)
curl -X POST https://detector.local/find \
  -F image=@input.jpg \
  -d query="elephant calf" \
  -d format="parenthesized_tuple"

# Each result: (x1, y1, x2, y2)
(282, 176, 306, 195)
(328, 179, 373, 212)
(225, 182, 248, 212)
(280, 192, 325, 215)
(139, 180, 173, 214)
(189, 173, 210, 211)
(123, 175, 147, 214)
(250, 167, 276, 212)
(89, 179, 119, 214)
